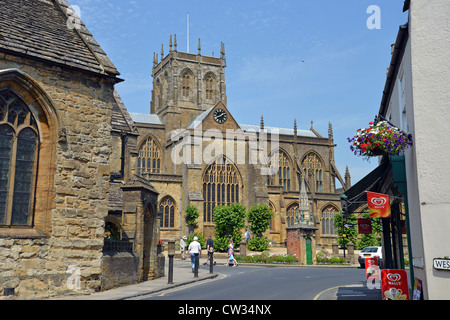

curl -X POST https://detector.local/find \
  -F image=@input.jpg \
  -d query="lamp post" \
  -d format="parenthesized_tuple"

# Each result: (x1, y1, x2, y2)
(168, 240, 175, 284)
(340, 194, 348, 259)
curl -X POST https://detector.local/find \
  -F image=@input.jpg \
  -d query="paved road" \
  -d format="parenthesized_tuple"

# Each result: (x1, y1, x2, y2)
(133, 263, 369, 300)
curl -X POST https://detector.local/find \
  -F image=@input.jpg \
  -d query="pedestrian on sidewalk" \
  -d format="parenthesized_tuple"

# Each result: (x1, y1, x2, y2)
(244, 228, 250, 244)
(204, 235, 216, 265)
(180, 236, 187, 260)
(188, 236, 202, 272)
(226, 243, 238, 267)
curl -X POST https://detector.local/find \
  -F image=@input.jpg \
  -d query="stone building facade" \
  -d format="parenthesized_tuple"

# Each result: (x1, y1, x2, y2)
(125, 36, 352, 250)
(0, 0, 162, 299)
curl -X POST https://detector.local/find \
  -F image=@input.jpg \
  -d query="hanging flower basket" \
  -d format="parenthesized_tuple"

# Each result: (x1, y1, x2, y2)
(348, 121, 413, 158)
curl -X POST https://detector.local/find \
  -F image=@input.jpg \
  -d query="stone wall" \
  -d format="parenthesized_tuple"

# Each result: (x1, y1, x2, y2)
(0, 53, 119, 299)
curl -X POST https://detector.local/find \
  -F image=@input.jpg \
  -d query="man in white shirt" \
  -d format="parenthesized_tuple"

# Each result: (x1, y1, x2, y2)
(188, 236, 202, 273)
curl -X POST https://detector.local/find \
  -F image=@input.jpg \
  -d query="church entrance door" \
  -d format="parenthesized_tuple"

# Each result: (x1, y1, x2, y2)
(306, 237, 313, 265)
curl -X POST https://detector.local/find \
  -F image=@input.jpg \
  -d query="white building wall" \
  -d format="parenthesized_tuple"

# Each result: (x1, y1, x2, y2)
(408, 0, 450, 300)
(383, 0, 450, 299)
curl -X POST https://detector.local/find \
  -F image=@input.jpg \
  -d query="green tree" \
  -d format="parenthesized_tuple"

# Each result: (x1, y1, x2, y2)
(333, 212, 358, 249)
(213, 203, 246, 251)
(247, 204, 273, 252)
(247, 204, 273, 237)
(185, 205, 199, 234)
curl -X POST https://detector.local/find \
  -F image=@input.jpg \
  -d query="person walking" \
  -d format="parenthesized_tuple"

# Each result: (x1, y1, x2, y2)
(244, 228, 250, 244)
(204, 235, 216, 265)
(180, 236, 187, 260)
(188, 236, 202, 273)
(226, 243, 238, 267)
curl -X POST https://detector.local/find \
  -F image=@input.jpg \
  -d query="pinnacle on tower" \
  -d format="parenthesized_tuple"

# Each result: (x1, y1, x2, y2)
(169, 35, 173, 52)
(161, 43, 164, 59)
(294, 119, 297, 135)
(198, 38, 201, 55)
(260, 115, 264, 130)
(174, 34, 177, 51)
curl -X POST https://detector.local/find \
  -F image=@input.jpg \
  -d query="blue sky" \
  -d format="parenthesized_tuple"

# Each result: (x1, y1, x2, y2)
(71, 0, 408, 185)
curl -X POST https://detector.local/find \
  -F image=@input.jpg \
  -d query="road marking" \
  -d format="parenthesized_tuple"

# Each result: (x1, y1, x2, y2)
(157, 272, 227, 297)
(131, 272, 228, 299)
(313, 285, 341, 300)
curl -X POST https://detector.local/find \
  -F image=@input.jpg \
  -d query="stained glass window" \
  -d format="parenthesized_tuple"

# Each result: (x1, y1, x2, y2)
(159, 196, 175, 228)
(203, 157, 240, 223)
(137, 136, 161, 176)
(0, 90, 39, 227)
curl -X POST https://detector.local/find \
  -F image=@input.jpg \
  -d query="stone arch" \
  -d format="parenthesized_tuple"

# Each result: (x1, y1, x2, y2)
(0, 69, 61, 237)
(179, 67, 195, 99)
(136, 133, 163, 176)
(320, 203, 340, 236)
(301, 151, 326, 193)
(202, 155, 242, 223)
(267, 148, 293, 191)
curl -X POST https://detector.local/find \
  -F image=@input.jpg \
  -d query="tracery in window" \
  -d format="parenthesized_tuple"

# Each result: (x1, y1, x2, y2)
(302, 153, 323, 193)
(181, 70, 192, 98)
(205, 73, 215, 100)
(137, 136, 161, 176)
(286, 203, 299, 227)
(321, 205, 338, 235)
(159, 196, 175, 228)
(0, 90, 39, 227)
(203, 157, 240, 223)
(267, 150, 291, 191)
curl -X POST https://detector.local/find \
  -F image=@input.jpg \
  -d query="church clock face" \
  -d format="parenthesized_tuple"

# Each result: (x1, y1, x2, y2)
(213, 108, 228, 124)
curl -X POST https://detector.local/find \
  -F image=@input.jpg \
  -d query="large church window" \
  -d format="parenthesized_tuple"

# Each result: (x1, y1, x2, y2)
(0, 90, 39, 227)
(203, 157, 240, 223)
(205, 73, 215, 100)
(137, 136, 161, 176)
(321, 205, 338, 235)
(286, 203, 299, 227)
(302, 153, 324, 193)
(267, 150, 291, 191)
(159, 196, 175, 228)
(181, 70, 192, 98)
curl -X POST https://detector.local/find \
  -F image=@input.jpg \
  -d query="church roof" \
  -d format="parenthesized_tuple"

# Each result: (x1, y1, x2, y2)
(239, 124, 318, 137)
(0, 0, 120, 77)
(129, 112, 164, 125)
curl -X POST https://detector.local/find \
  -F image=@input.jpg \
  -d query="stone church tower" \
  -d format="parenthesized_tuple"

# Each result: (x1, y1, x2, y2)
(150, 36, 227, 133)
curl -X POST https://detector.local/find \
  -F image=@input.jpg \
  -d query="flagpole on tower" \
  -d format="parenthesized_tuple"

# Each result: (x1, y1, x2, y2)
(187, 12, 190, 53)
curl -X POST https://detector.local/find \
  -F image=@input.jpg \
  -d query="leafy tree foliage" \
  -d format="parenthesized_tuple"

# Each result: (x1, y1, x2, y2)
(247, 204, 273, 237)
(213, 203, 246, 251)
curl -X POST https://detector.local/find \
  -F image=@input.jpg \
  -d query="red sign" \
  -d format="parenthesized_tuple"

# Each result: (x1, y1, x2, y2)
(358, 219, 372, 234)
(367, 191, 391, 218)
(381, 269, 410, 300)
(365, 257, 380, 280)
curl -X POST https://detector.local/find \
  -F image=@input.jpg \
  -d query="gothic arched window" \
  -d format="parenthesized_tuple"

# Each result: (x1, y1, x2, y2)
(302, 153, 324, 193)
(286, 203, 299, 227)
(267, 150, 291, 191)
(321, 205, 338, 235)
(137, 136, 161, 176)
(204, 73, 215, 100)
(181, 70, 192, 98)
(159, 196, 175, 228)
(203, 157, 240, 223)
(0, 90, 39, 227)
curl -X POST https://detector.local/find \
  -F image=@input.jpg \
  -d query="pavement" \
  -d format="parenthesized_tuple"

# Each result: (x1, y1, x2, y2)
(57, 249, 381, 301)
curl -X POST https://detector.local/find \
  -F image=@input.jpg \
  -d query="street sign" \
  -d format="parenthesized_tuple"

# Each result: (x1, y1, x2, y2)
(344, 223, 354, 229)
(381, 269, 410, 300)
(358, 219, 372, 234)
